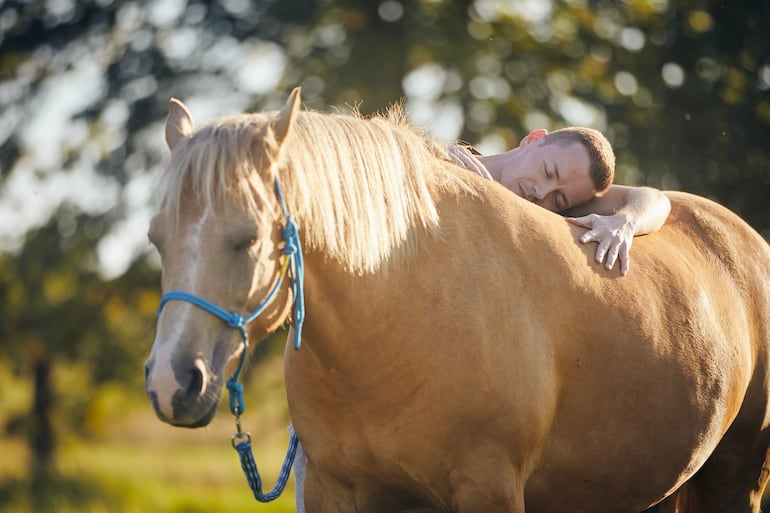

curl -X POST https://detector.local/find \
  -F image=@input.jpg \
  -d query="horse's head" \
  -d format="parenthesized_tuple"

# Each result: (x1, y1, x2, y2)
(144, 89, 302, 427)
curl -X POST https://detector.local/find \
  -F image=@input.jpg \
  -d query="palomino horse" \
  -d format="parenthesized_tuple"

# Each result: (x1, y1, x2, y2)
(144, 88, 770, 512)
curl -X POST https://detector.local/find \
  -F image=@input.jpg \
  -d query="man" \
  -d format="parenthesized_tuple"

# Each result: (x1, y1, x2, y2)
(448, 127, 671, 275)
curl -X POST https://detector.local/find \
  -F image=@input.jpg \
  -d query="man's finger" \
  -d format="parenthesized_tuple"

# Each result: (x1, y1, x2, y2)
(604, 243, 620, 270)
(566, 216, 594, 228)
(619, 249, 630, 276)
(579, 230, 597, 244)
(594, 239, 611, 264)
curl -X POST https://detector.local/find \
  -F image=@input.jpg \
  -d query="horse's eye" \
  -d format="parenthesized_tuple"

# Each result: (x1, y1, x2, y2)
(234, 237, 257, 252)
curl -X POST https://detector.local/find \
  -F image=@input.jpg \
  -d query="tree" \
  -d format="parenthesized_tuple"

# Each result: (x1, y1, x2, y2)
(0, 208, 159, 477)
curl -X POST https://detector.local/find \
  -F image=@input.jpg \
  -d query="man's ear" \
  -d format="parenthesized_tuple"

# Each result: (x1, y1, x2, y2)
(520, 129, 548, 147)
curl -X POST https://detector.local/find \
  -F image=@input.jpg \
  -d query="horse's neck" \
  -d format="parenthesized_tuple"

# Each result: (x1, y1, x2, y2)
(284, 182, 580, 438)
(290, 183, 540, 366)
(296, 251, 394, 363)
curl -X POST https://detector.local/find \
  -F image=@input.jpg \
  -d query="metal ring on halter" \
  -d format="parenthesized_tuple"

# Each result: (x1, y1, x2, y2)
(231, 430, 252, 449)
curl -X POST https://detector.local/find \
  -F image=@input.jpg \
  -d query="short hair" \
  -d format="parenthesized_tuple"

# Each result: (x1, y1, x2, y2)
(543, 127, 615, 194)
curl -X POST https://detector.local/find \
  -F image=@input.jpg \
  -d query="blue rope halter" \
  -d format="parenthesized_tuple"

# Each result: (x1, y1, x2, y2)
(156, 178, 304, 503)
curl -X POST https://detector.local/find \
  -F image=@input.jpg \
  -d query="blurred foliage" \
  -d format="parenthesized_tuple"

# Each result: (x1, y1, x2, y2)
(0, 0, 768, 508)
(2, 0, 768, 233)
(0, 208, 158, 378)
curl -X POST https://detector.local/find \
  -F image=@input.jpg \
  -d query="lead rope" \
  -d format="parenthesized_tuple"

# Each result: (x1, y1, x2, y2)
(227, 179, 304, 502)
(228, 330, 300, 502)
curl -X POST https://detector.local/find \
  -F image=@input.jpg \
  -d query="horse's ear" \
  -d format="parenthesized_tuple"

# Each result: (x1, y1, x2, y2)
(165, 98, 195, 151)
(271, 87, 302, 146)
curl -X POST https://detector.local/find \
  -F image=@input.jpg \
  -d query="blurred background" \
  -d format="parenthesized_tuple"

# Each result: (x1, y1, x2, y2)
(1, 0, 768, 511)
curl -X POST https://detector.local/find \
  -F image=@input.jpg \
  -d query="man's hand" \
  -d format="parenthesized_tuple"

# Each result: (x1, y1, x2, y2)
(447, 144, 493, 180)
(565, 186, 671, 276)
(567, 213, 635, 275)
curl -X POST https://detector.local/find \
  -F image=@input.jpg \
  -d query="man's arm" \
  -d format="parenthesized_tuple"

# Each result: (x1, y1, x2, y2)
(565, 185, 671, 275)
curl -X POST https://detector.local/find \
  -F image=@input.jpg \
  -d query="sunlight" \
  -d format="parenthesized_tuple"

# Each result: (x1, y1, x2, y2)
(474, 0, 553, 23)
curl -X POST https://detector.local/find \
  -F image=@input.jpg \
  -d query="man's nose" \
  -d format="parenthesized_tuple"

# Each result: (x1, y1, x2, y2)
(531, 183, 551, 202)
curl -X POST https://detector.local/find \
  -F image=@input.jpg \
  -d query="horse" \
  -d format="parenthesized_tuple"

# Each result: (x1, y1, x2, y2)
(144, 87, 770, 512)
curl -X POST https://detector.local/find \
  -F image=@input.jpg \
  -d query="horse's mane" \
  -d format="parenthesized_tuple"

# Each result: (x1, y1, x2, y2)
(156, 104, 477, 274)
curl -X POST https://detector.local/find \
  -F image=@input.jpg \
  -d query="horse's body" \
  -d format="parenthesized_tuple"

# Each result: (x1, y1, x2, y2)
(145, 89, 770, 512)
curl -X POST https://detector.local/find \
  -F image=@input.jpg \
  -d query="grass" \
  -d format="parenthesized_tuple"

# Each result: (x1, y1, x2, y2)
(0, 438, 298, 513)
(0, 354, 297, 513)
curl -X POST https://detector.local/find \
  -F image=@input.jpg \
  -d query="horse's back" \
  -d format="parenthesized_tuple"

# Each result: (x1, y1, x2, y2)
(648, 191, 770, 359)
(662, 190, 770, 283)
(588, 190, 770, 353)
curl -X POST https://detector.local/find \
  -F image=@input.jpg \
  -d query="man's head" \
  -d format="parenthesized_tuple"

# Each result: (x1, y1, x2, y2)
(543, 127, 615, 194)
(482, 127, 615, 213)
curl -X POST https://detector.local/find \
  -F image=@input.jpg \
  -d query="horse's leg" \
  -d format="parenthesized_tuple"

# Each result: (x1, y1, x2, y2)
(302, 465, 420, 513)
(688, 439, 770, 512)
(293, 437, 307, 513)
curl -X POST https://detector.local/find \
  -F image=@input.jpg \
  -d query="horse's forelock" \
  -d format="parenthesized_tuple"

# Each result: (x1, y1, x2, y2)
(155, 113, 280, 228)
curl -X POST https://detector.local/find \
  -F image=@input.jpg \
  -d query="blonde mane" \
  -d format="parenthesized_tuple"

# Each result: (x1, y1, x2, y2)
(155, 104, 476, 273)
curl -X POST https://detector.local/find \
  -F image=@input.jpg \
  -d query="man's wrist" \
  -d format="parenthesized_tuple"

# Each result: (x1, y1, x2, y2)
(614, 211, 638, 235)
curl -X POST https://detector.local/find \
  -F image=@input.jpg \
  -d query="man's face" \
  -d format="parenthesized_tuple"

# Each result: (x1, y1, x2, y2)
(498, 137, 596, 213)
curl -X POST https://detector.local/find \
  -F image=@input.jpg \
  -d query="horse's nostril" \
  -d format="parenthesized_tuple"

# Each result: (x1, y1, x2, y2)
(185, 358, 208, 397)
(188, 366, 203, 396)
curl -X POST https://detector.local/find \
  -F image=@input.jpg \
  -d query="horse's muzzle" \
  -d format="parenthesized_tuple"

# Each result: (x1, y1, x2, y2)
(145, 357, 221, 427)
